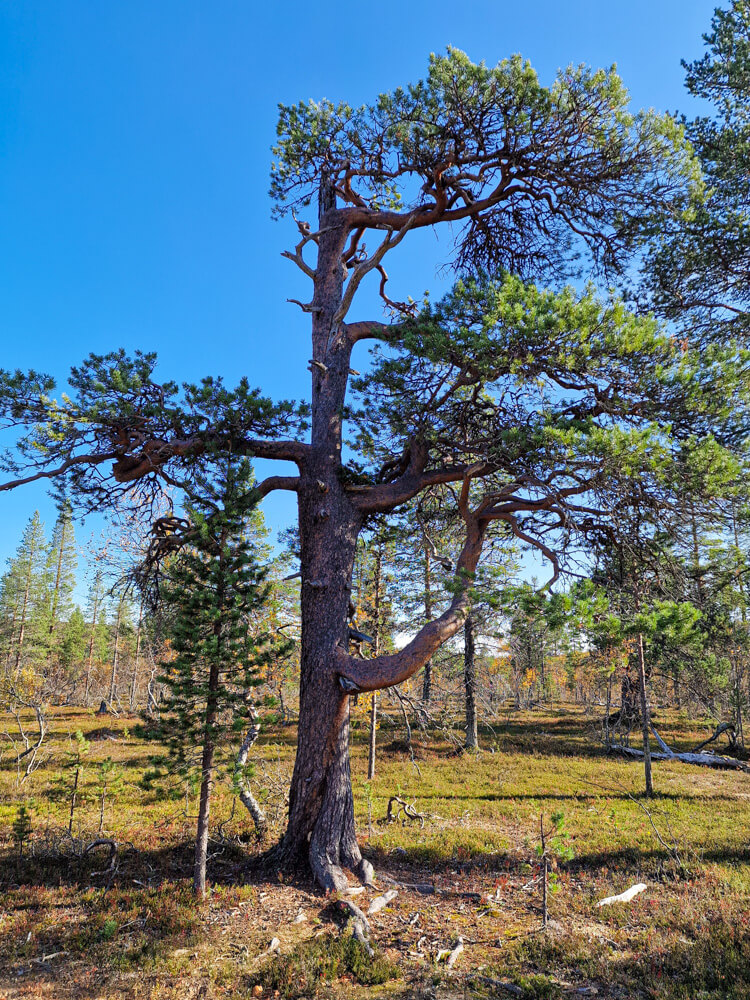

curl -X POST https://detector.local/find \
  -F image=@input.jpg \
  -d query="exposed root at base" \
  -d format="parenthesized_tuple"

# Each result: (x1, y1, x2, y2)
(310, 849, 376, 893)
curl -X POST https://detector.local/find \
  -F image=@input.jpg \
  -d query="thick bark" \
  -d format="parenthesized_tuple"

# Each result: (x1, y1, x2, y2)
(280, 482, 373, 890)
(464, 615, 478, 750)
(279, 199, 488, 891)
(278, 213, 375, 891)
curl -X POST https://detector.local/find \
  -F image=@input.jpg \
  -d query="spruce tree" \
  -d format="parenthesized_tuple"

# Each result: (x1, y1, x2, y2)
(141, 458, 285, 896)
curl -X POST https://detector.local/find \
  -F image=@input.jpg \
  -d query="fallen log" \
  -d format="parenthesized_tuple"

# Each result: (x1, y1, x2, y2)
(607, 742, 750, 772)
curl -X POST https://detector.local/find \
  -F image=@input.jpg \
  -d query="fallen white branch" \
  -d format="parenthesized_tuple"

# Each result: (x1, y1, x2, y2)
(446, 938, 464, 968)
(367, 889, 398, 915)
(436, 937, 464, 967)
(597, 883, 647, 907)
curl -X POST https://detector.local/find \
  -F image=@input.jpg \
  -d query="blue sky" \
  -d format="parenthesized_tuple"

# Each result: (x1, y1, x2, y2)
(0, 0, 721, 580)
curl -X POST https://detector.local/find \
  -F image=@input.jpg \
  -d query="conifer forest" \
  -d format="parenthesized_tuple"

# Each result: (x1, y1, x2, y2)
(1, 3, 750, 998)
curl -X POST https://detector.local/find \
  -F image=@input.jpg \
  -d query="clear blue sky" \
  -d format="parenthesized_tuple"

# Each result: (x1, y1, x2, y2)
(0, 0, 720, 578)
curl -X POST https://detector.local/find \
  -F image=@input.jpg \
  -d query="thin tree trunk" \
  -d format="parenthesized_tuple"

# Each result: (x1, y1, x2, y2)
(422, 545, 433, 704)
(367, 541, 382, 781)
(129, 600, 143, 711)
(194, 561, 225, 896)
(84, 587, 100, 708)
(604, 667, 612, 747)
(690, 503, 705, 610)
(540, 813, 548, 929)
(69, 766, 80, 835)
(636, 632, 653, 796)
(464, 615, 478, 750)
(47, 515, 69, 665)
(194, 737, 215, 896)
(108, 600, 123, 707)
(367, 693, 377, 780)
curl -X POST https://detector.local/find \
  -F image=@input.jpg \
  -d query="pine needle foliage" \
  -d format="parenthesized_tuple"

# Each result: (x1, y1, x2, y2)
(139, 458, 288, 893)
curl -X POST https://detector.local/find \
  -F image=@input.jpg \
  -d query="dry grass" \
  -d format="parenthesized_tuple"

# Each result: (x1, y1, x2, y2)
(1, 704, 749, 998)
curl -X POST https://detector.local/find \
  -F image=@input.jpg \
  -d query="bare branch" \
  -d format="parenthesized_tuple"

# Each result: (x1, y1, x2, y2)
(287, 298, 322, 313)
(254, 475, 300, 499)
(345, 320, 395, 345)
(338, 477, 488, 693)
(331, 213, 418, 327)
(0, 451, 117, 492)
(280, 216, 318, 279)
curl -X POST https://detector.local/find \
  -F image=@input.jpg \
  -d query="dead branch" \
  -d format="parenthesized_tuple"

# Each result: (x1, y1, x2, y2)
(383, 795, 425, 828)
(10, 700, 49, 780)
(235, 706, 267, 838)
(83, 838, 119, 873)
(692, 721, 737, 753)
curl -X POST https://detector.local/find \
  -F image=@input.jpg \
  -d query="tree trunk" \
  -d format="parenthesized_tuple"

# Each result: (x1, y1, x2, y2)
(194, 562, 225, 896)
(277, 203, 379, 892)
(277, 189, 484, 891)
(280, 491, 372, 891)
(367, 540, 383, 781)
(236, 707, 267, 836)
(604, 668, 612, 747)
(636, 632, 653, 796)
(464, 615, 478, 750)
(108, 600, 123, 707)
(194, 735, 215, 896)
(367, 693, 377, 781)
(47, 513, 70, 665)
(129, 601, 143, 711)
(422, 545, 433, 705)
(84, 587, 100, 707)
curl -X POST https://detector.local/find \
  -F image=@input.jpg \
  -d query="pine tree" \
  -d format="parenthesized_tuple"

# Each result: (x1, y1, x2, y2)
(43, 501, 77, 673)
(141, 458, 287, 896)
(59, 607, 87, 688)
(2, 512, 50, 699)
(83, 570, 106, 706)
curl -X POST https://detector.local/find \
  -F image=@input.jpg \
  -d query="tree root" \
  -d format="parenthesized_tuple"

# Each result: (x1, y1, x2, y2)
(335, 898, 374, 956)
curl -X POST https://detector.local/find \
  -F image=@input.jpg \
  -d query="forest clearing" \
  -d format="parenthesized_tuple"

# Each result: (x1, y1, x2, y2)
(1, 702, 749, 1000)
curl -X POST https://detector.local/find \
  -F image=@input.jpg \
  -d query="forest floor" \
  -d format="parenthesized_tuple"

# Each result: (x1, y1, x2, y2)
(1, 703, 750, 999)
